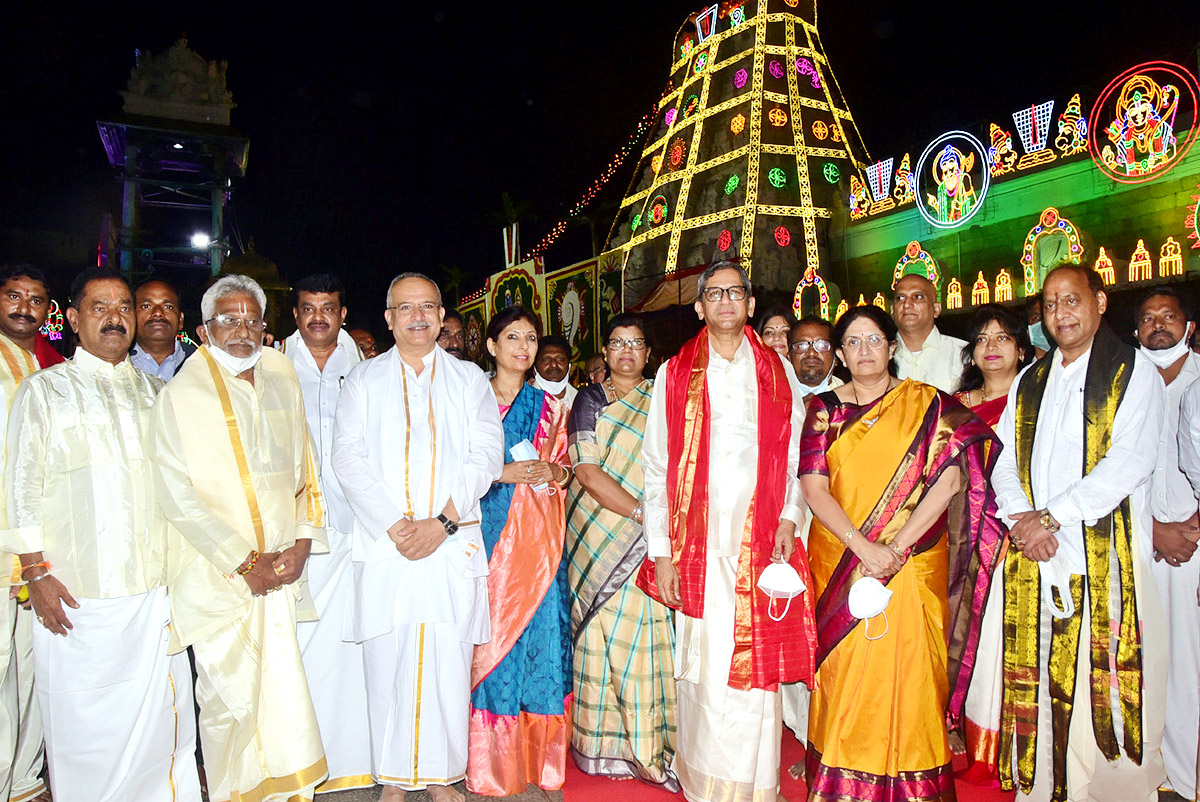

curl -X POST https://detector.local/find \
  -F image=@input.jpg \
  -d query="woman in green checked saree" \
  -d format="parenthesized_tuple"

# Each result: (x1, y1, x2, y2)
(565, 314, 678, 791)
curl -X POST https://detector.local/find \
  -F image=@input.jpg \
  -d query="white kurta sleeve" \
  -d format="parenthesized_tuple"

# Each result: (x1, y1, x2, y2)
(1044, 355, 1165, 527)
(331, 368, 407, 538)
(292, 398, 328, 550)
(1177, 380, 1200, 501)
(448, 370, 504, 521)
(991, 372, 1035, 524)
(780, 363, 808, 529)
(1, 381, 47, 555)
(643, 362, 672, 559)
(151, 390, 250, 575)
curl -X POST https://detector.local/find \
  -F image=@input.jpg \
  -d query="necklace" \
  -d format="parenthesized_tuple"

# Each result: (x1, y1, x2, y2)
(490, 377, 520, 407)
(604, 377, 619, 400)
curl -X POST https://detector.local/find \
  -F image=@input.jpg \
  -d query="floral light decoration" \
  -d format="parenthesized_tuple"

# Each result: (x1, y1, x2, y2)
(630, 213, 642, 231)
(811, 120, 828, 140)
(692, 50, 710, 75)
(1094, 247, 1116, 285)
(649, 195, 669, 228)
(795, 58, 821, 88)
(730, 114, 746, 135)
(733, 68, 748, 90)
(792, 264, 830, 320)
(1160, 237, 1183, 277)
(1020, 207, 1082, 294)
(769, 60, 784, 80)
(823, 163, 840, 183)
(39, 300, 63, 341)
(664, 108, 677, 127)
(768, 108, 788, 127)
(1129, 239, 1153, 281)
(725, 174, 740, 195)
(730, 6, 745, 27)
(717, 229, 733, 251)
(684, 95, 701, 119)
(774, 226, 791, 247)
(651, 154, 663, 174)
(668, 138, 687, 170)
(768, 167, 787, 188)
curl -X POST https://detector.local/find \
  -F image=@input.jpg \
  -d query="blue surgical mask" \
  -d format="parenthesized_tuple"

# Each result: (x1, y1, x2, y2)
(1028, 321, 1051, 352)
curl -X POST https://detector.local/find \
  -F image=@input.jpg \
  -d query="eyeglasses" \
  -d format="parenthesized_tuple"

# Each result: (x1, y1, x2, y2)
(842, 334, 888, 350)
(790, 339, 831, 353)
(701, 286, 748, 303)
(206, 314, 266, 333)
(606, 337, 647, 351)
(387, 302, 441, 316)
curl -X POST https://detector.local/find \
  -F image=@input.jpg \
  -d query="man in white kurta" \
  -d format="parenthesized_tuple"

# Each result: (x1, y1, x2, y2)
(1, 269, 200, 802)
(891, 273, 967, 393)
(0, 264, 59, 802)
(153, 275, 328, 802)
(991, 266, 1167, 802)
(644, 263, 808, 802)
(282, 274, 372, 793)
(1135, 288, 1200, 801)
(332, 273, 502, 802)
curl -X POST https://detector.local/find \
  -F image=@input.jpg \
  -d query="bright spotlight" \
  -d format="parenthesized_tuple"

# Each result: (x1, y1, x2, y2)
(190, 232, 211, 249)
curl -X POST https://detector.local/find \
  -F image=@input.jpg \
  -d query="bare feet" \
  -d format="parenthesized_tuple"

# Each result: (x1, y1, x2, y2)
(427, 785, 465, 802)
(379, 786, 406, 801)
(948, 730, 967, 756)
(787, 759, 806, 781)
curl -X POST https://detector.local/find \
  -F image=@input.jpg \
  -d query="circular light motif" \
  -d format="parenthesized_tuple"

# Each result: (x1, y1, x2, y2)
(669, 138, 687, 169)
(733, 69, 749, 90)
(649, 195, 669, 227)
(768, 167, 787, 188)
(783, 0, 799, 6)
(693, 50, 709, 75)
(823, 163, 840, 183)
(769, 60, 784, 80)
(724, 174, 740, 195)
(768, 108, 788, 127)
(684, 94, 701, 119)
(680, 38, 693, 59)
(717, 229, 733, 251)
(730, 114, 746, 135)
(1088, 61, 1200, 184)
(774, 226, 791, 247)
(914, 130, 991, 230)
(650, 154, 663, 173)
(664, 108, 677, 127)
(812, 121, 828, 140)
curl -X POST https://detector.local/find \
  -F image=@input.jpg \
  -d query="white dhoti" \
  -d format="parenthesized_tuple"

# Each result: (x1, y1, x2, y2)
(1016, 558, 1167, 802)
(673, 555, 781, 802)
(10, 603, 45, 802)
(362, 622, 473, 790)
(32, 586, 200, 802)
(0, 598, 17, 801)
(1152, 555, 1200, 800)
(297, 530, 372, 794)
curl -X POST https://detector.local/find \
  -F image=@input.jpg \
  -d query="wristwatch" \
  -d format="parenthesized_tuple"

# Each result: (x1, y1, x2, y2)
(1039, 509, 1061, 534)
(436, 513, 460, 536)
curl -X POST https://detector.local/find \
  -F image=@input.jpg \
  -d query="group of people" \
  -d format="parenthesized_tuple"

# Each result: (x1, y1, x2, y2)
(0, 256, 1195, 802)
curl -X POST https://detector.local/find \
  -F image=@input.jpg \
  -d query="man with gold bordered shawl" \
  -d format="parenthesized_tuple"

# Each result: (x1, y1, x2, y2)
(992, 265, 1167, 802)
(637, 261, 817, 802)
(152, 275, 329, 802)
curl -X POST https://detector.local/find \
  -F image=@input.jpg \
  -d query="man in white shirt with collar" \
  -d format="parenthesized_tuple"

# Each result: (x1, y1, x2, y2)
(788, 315, 843, 397)
(1144, 287, 1200, 802)
(280, 273, 371, 794)
(130, 279, 194, 381)
(991, 265, 1166, 802)
(891, 273, 967, 393)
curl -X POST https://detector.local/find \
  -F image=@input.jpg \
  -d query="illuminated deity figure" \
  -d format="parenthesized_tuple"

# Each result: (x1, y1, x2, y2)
(1055, 92, 1088, 156)
(988, 123, 1018, 176)
(849, 175, 871, 219)
(1103, 74, 1180, 176)
(926, 144, 977, 224)
(892, 153, 915, 205)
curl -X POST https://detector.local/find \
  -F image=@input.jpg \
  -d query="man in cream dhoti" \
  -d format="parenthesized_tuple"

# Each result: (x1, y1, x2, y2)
(332, 272, 502, 802)
(152, 274, 329, 802)
(1134, 287, 1200, 801)
(992, 265, 1167, 802)
(2, 267, 200, 802)
(639, 261, 817, 802)
(0, 264, 61, 802)
(281, 273, 372, 793)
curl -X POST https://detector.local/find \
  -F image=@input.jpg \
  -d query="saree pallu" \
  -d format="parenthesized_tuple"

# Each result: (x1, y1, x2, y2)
(564, 381, 678, 790)
(468, 383, 572, 796)
(802, 381, 1004, 802)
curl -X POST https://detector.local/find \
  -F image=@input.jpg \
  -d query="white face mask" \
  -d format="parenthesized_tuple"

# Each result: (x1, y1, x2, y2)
(1039, 554, 1077, 619)
(205, 329, 263, 375)
(533, 370, 570, 396)
(757, 561, 807, 621)
(1139, 322, 1194, 369)
(848, 576, 893, 639)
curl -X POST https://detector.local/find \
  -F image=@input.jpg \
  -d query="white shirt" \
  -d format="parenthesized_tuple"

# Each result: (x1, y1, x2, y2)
(644, 335, 806, 560)
(331, 345, 503, 642)
(1150, 351, 1200, 523)
(282, 328, 360, 534)
(130, 341, 189, 381)
(992, 346, 1164, 573)
(1174, 377, 1200, 505)
(894, 326, 968, 394)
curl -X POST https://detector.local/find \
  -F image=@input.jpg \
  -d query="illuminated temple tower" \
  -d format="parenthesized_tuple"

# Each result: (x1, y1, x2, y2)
(606, 0, 870, 314)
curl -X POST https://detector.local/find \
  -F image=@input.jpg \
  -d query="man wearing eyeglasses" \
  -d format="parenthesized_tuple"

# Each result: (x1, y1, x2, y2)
(638, 260, 817, 802)
(152, 274, 329, 801)
(891, 273, 967, 393)
(788, 316, 843, 396)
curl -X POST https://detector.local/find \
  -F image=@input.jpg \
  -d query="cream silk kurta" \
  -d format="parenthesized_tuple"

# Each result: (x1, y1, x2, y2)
(152, 345, 329, 802)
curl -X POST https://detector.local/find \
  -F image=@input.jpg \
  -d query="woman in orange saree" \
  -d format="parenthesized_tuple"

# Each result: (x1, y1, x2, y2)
(800, 306, 1005, 802)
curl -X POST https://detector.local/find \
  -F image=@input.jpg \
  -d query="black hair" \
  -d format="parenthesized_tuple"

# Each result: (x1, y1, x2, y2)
(791, 315, 834, 341)
(485, 305, 541, 365)
(0, 263, 48, 289)
(957, 304, 1034, 393)
(831, 305, 898, 377)
(604, 312, 648, 344)
(537, 334, 570, 358)
(442, 307, 464, 324)
(754, 306, 792, 336)
(69, 267, 131, 309)
(133, 276, 180, 300)
(1136, 285, 1193, 323)
(292, 273, 346, 308)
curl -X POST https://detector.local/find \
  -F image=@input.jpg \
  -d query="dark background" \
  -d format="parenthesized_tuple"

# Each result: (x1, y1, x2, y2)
(3, 2, 1199, 333)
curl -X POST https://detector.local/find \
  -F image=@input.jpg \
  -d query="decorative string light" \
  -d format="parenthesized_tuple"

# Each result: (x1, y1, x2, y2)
(1020, 207, 1081, 293)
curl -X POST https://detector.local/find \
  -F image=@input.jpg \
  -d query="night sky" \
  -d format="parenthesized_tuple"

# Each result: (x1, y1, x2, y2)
(4, 2, 1200, 326)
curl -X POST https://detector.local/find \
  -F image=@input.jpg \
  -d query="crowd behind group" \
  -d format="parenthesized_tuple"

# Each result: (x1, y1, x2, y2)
(0, 258, 1194, 802)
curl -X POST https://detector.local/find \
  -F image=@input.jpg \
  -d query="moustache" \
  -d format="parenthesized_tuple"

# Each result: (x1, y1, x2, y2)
(306, 321, 329, 329)
(101, 324, 128, 335)
(7, 313, 35, 325)
(144, 317, 170, 327)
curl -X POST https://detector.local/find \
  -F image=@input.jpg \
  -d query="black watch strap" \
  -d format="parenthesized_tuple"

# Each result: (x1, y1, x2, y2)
(437, 513, 459, 535)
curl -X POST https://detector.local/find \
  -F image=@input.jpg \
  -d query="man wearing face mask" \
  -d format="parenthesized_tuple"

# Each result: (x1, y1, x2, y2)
(151, 274, 329, 801)
(3, 267, 201, 801)
(991, 265, 1167, 802)
(530, 334, 577, 409)
(1026, 293, 1052, 358)
(1139, 287, 1200, 801)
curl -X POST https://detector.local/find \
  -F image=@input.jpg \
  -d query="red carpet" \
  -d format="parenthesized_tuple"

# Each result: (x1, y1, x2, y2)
(563, 731, 1017, 801)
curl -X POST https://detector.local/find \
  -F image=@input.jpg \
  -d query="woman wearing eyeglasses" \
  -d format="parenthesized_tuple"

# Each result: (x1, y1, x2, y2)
(798, 305, 1004, 801)
(564, 313, 678, 790)
(467, 305, 573, 796)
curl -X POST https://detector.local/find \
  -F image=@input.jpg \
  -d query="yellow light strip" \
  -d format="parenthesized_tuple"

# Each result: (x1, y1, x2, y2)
(784, 20, 821, 274)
